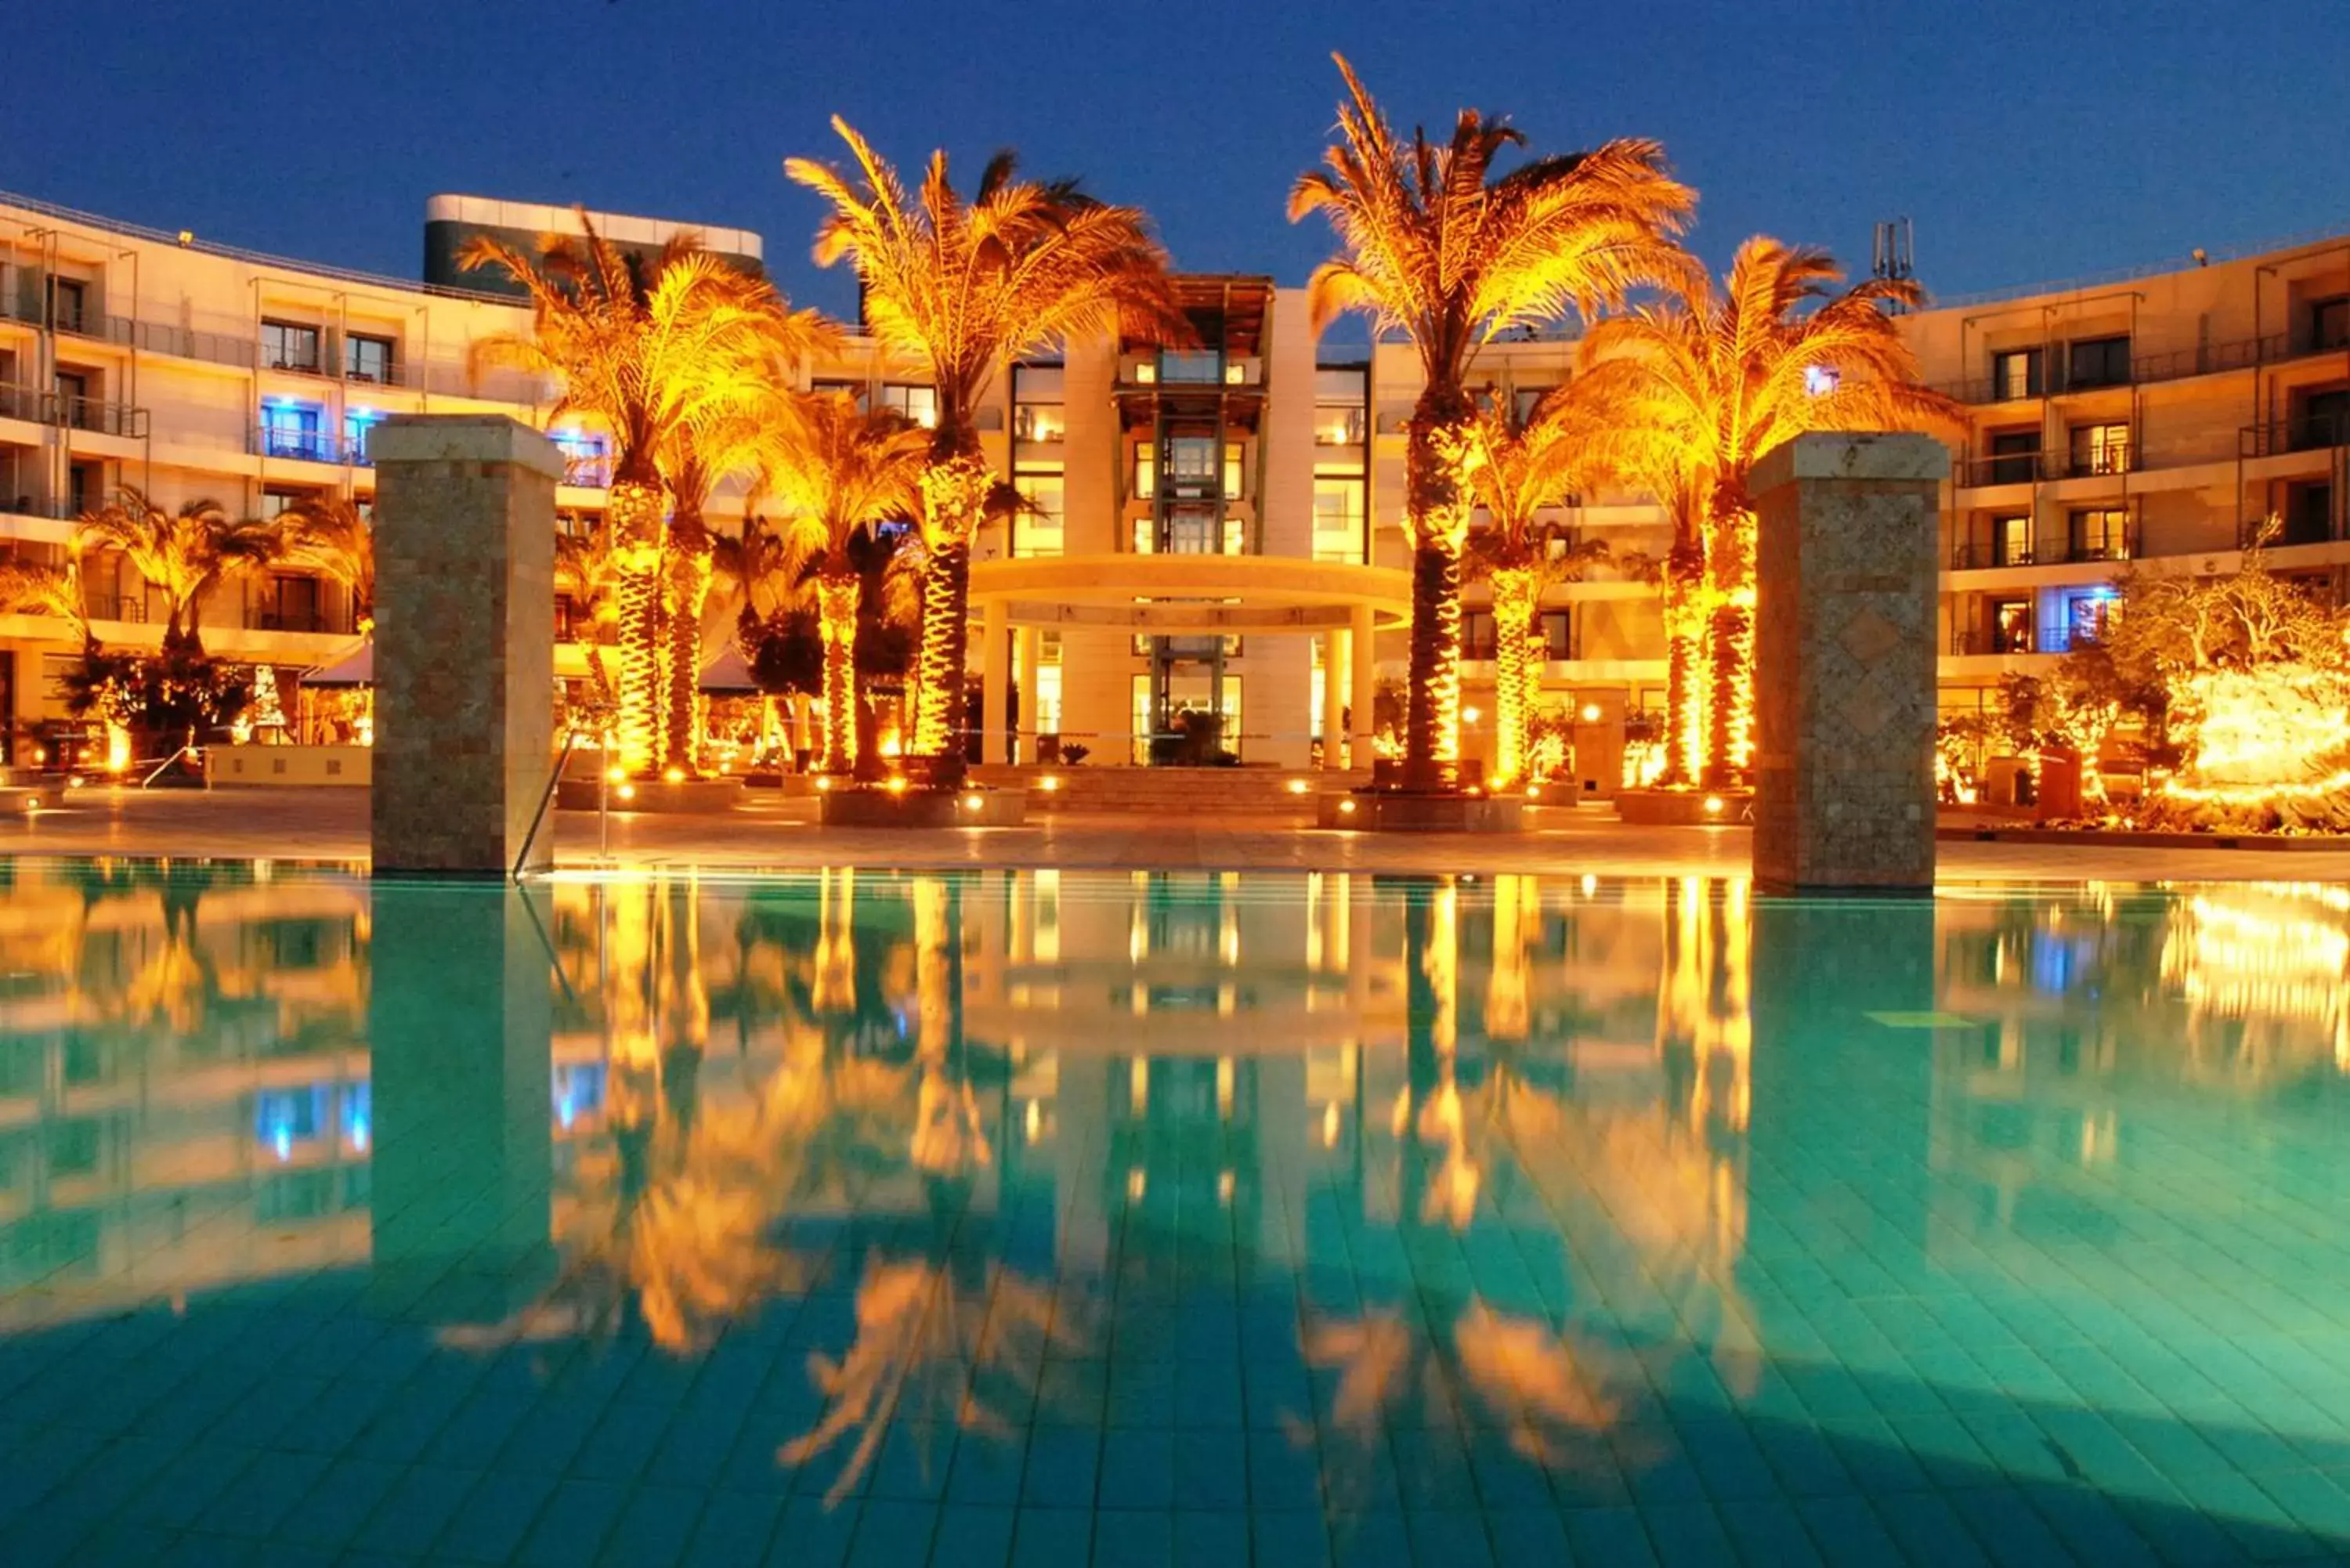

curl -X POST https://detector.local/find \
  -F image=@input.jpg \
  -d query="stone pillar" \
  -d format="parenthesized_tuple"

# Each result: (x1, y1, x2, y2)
(981, 597, 1010, 768)
(1573, 689, 1627, 801)
(1349, 602, 1376, 771)
(1320, 627, 1349, 770)
(1016, 627, 1043, 764)
(370, 416, 560, 876)
(368, 883, 554, 1317)
(1751, 433, 1947, 894)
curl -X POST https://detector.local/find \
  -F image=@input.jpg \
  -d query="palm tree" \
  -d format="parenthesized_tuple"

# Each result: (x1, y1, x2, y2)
(0, 555, 89, 643)
(761, 392, 929, 772)
(1574, 238, 1959, 787)
(786, 121, 1187, 779)
(461, 217, 812, 777)
(70, 486, 275, 656)
(1460, 388, 1610, 788)
(1289, 55, 1692, 792)
(271, 494, 374, 633)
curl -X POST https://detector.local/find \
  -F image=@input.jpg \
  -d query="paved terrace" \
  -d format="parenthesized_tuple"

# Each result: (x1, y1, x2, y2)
(4, 786, 2347, 883)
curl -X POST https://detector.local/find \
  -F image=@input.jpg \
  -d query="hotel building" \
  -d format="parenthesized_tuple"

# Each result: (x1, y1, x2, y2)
(1, 186, 2345, 781)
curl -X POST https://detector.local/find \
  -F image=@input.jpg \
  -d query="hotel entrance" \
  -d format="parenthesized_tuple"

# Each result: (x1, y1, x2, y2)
(1135, 636, 1241, 764)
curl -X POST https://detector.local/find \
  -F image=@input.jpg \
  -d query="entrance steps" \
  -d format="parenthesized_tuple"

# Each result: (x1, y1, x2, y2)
(969, 764, 1368, 815)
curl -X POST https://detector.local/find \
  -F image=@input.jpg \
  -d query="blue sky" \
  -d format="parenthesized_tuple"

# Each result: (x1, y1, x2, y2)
(8, 0, 2343, 327)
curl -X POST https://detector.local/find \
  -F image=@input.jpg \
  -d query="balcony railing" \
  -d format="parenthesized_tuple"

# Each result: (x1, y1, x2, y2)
(1951, 628, 2037, 656)
(49, 394, 148, 438)
(1940, 331, 2343, 406)
(0, 383, 44, 423)
(2061, 531, 2135, 564)
(252, 423, 341, 464)
(561, 455, 613, 489)
(2063, 445, 2136, 479)
(1948, 541, 2036, 570)
(1956, 451, 2048, 486)
(2241, 414, 2348, 457)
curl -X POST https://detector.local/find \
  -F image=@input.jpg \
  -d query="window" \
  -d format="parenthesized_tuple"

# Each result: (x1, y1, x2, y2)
(550, 430, 611, 487)
(1314, 405, 1367, 446)
(261, 320, 323, 374)
(1313, 479, 1366, 563)
(1987, 429, 2041, 485)
(263, 573, 324, 633)
(1991, 599, 2034, 654)
(2284, 482, 2334, 546)
(1013, 474, 1064, 557)
(343, 408, 383, 465)
(1165, 436, 1217, 490)
(2065, 335, 2131, 390)
(259, 401, 328, 461)
(1993, 514, 2034, 566)
(1132, 443, 1157, 501)
(1014, 403, 1065, 443)
(1990, 348, 2042, 401)
(2316, 297, 2350, 353)
(1223, 441, 1245, 501)
(2067, 508, 2129, 562)
(877, 384, 938, 428)
(47, 278, 88, 334)
(2068, 422, 2131, 477)
(1461, 611, 1498, 661)
(258, 487, 315, 521)
(1541, 609, 1574, 661)
(52, 370, 91, 429)
(1511, 385, 1555, 425)
(2064, 593, 2115, 649)
(2298, 388, 2349, 451)
(1162, 504, 1220, 555)
(1160, 351, 1221, 384)
(344, 333, 394, 383)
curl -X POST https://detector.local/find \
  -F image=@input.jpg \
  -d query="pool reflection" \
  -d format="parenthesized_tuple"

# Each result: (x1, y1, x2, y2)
(1, 865, 2348, 1557)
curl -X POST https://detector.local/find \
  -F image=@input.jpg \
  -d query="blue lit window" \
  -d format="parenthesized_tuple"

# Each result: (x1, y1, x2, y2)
(340, 1083, 371, 1153)
(1804, 364, 1841, 397)
(550, 430, 612, 488)
(343, 408, 383, 466)
(259, 399, 330, 462)
(255, 1086, 328, 1162)
(553, 1063, 606, 1129)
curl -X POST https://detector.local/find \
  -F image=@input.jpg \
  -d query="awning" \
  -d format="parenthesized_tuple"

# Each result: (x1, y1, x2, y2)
(699, 644, 760, 694)
(304, 639, 374, 687)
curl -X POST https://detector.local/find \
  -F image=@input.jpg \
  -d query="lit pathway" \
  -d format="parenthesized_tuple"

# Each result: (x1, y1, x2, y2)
(7, 785, 2350, 883)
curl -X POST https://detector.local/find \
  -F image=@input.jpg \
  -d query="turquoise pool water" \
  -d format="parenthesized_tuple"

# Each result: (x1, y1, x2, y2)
(1, 864, 2347, 1566)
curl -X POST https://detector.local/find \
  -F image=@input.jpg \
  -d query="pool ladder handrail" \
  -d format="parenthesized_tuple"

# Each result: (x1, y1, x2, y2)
(512, 730, 577, 880)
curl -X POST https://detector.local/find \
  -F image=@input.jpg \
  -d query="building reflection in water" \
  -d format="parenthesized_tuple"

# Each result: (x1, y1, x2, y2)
(0, 865, 2345, 1509)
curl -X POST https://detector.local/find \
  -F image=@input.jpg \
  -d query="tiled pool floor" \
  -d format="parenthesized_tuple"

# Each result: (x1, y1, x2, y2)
(0, 866, 2346, 1565)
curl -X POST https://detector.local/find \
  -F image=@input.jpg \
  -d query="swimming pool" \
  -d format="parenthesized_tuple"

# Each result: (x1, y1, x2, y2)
(1, 863, 2345, 1565)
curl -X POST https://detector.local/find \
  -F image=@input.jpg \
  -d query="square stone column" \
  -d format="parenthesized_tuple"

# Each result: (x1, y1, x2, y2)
(980, 597, 1010, 768)
(1751, 433, 1948, 894)
(1015, 627, 1042, 764)
(1349, 602, 1377, 770)
(369, 416, 561, 876)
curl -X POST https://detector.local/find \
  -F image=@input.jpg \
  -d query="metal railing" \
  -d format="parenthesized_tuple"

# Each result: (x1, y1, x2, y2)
(2241, 414, 2348, 457)
(561, 455, 613, 489)
(251, 423, 340, 464)
(0, 383, 43, 422)
(49, 393, 148, 438)
(1949, 541, 2035, 570)
(2060, 531, 2135, 564)
(2063, 445, 2136, 479)
(1955, 451, 2048, 486)
(1951, 628, 2037, 656)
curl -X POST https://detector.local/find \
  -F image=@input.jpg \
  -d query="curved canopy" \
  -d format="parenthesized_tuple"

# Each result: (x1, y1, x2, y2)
(304, 638, 374, 688)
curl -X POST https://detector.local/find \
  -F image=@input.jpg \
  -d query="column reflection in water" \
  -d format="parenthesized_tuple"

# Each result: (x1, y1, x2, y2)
(368, 883, 553, 1319)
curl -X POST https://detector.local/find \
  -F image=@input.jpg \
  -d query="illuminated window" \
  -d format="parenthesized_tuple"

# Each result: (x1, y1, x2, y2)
(1461, 611, 1498, 660)
(1166, 437, 1217, 489)
(1990, 348, 2042, 401)
(2066, 508, 2129, 562)
(2065, 593, 2115, 648)
(1014, 403, 1065, 443)
(259, 400, 329, 461)
(2068, 422, 2131, 477)
(878, 384, 938, 428)
(1990, 598, 2034, 654)
(1802, 365, 1840, 398)
(1014, 473, 1064, 557)
(343, 408, 383, 465)
(1133, 445, 1156, 501)
(1223, 441, 1245, 500)
(1993, 514, 2034, 566)
(1313, 480, 1366, 562)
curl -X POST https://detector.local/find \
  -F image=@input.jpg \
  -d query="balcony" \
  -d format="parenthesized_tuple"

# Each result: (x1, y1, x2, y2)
(1950, 628, 2036, 656)
(2063, 445, 2136, 480)
(50, 394, 148, 438)
(2060, 531, 2135, 565)
(2241, 414, 2347, 458)
(252, 423, 341, 464)
(1314, 408, 1368, 446)
(1956, 451, 2048, 486)
(561, 455, 613, 490)
(1948, 541, 2035, 570)
(0, 384, 43, 423)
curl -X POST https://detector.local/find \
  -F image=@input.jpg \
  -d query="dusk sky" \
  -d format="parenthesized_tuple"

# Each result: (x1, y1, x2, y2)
(9, 0, 2344, 331)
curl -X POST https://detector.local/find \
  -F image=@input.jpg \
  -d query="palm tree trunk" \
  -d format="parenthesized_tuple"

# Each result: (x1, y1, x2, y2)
(909, 455, 992, 779)
(660, 515, 715, 776)
(816, 569, 859, 774)
(1404, 537, 1465, 789)
(608, 475, 667, 776)
(1489, 567, 1538, 789)
(1701, 599, 1753, 790)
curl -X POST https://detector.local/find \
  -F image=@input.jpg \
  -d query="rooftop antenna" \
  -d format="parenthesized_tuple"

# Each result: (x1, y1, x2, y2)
(1871, 217, 1914, 312)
